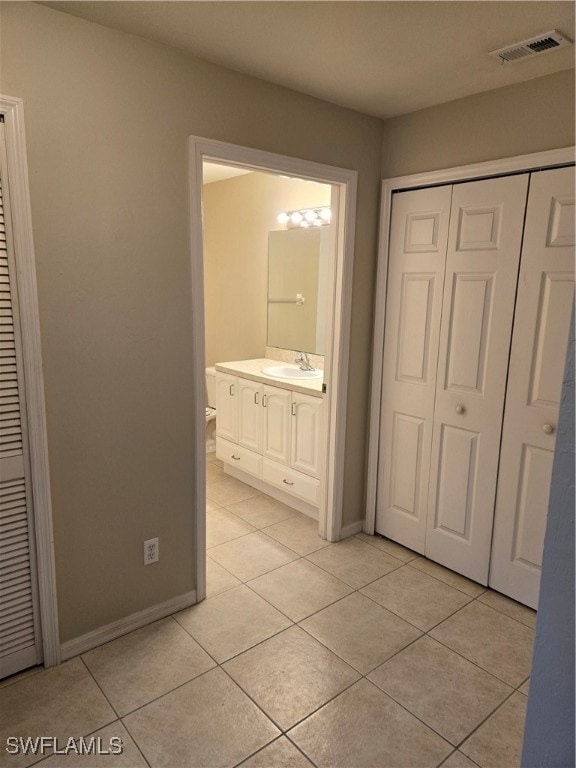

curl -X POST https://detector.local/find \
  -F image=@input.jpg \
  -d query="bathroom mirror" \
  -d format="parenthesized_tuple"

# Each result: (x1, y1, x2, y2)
(267, 227, 330, 355)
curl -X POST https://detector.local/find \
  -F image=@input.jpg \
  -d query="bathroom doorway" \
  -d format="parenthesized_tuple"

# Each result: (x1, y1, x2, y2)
(189, 136, 357, 600)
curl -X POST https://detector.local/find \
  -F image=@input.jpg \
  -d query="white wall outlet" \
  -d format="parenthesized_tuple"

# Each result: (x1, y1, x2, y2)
(143, 537, 159, 565)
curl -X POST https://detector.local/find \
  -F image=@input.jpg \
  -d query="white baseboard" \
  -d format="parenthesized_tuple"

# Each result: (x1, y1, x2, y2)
(340, 520, 364, 538)
(60, 590, 197, 661)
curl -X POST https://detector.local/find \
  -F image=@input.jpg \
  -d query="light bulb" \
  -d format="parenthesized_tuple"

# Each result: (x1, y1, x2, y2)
(320, 207, 332, 222)
(304, 209, 318, 222)
(290, 211, 303, 224)
(277, 212, 289, 225)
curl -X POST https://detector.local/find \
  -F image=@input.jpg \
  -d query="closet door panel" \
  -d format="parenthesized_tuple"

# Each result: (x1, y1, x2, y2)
(425, 174, 529, 583)
(375, 185, 452, 552)
(490, 166, 575, 608)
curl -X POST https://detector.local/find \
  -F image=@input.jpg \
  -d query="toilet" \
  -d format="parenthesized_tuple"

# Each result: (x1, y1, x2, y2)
(205, 367, 217, 453)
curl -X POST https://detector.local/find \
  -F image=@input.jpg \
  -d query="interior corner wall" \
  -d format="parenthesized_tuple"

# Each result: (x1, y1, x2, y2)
(381, 70, 575, 179)
(203, 172, 330, 368)
(0, 2, 383, 642)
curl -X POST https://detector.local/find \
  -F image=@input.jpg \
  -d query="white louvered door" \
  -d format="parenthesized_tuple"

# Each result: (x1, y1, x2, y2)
(0, 120, 43, 678)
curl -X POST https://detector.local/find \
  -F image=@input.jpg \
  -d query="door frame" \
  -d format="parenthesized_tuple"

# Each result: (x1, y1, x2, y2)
(366, 146, 575, 536)
(189, 136, 358, 600)
(0, 95, 60, 667)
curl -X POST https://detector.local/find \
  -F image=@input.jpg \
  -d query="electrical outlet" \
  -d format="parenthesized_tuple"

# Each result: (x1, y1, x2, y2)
(143, 537, 159, 565)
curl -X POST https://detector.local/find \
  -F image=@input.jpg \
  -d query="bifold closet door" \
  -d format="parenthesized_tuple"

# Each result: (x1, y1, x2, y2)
(376, 185, 452, 553)
(0, 122, 43, 678)
(489, 166, 575, 609)
(425, 174, 529, 584)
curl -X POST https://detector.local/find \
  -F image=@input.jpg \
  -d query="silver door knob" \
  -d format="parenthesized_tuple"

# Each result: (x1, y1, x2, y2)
(542, 423, 554, 435)
(455, 404, 465, 415)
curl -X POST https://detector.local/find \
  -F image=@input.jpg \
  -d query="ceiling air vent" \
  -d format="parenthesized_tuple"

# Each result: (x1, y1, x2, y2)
(489, 30, 572, 64)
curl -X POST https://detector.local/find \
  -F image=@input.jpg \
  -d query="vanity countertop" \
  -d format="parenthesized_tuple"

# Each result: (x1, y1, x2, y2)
(214, 358, 324, 398)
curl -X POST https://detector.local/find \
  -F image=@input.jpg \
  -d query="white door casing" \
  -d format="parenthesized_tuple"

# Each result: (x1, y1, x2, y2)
(375, 185, 452, 552)
(425, 174, 529, 584)
(489, 166, 575, 607)
(190, 137, 358, 600)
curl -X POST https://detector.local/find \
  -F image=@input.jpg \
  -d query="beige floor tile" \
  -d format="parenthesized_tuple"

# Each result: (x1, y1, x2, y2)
(0, 658, 115, 768)
(227, 494, 299, 529)
(208, 531, 298, 581)
(440, 750, 481, 767)
(206, 556, 241, 598)
(288, 679, 452, 768)
(306, 537, 403, 589)
(175, 584, 291, 662)
(354, 532, 419, 562)
(263, 514, 330, 556)
(360, 565, 472, 631)
(206, 507, 255, 548)
(240, 737, 314, 767)
(368, 636, 512, 745)
(39, 723, 147, 767)
(478, 590, 537, 629)
(460, 693, 527, 768)
(206, 469, 261, 506)
(82, 618, 215, 715)
(410, 557, 486, 597)
(429, 602, 534, 687)
(518, 678, 530, 695)
(206, 498, 222, 513)
(223, 626, 360, 730)
(301, 592, 421, 674)
(0, 665, 43, 690)
(247, 559, 352, 621)
(123, 667, 279, 768)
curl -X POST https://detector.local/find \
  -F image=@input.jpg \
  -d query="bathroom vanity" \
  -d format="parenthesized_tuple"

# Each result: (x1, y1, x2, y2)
(214, 359, 323, 517)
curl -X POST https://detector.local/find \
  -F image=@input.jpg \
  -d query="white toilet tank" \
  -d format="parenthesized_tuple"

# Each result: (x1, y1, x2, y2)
(205, 367, 217, 408)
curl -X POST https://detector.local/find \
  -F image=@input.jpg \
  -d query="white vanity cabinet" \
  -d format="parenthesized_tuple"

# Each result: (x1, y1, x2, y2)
(262, 386, 291, 465)
(215, 370, 323, 508)
(215, 372, 238, 443)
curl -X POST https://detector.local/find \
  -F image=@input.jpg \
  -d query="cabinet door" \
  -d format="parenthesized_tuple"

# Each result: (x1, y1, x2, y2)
(376, 185, 452, 552)
(262, 385, 291, 465)
(215, 373, 238, 443)
(489, 166, 575, 608)
(425, 174, 529, 584)
(238, 379, 263, 453)
(291, 393, 323, 478)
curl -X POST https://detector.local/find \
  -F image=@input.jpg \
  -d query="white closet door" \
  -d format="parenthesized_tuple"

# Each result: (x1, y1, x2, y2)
(489, 166, 575, 608)
(0, 122, 43, 678)
(425, 174, 529, 583)
(376, 185, 452, 552)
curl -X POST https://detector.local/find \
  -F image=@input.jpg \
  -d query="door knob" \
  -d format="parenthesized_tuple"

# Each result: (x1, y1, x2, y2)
(542, 423, 554, 435)
(455, 404, 465, 415)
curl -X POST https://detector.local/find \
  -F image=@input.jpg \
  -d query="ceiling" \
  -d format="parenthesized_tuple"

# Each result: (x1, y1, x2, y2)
(203, 162, 253, 184)
(44, 1, 575, 119)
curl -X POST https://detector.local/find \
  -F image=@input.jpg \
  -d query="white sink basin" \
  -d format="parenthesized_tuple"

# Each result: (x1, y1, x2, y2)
(261, 365, 323, 380)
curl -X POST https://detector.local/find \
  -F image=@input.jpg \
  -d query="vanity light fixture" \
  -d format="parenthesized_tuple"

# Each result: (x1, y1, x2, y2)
(276, 206, 332, 229)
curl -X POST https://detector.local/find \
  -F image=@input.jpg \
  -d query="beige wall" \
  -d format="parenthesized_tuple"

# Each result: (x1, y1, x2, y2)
(382, 70, 575, 178)
(0, 3, 383, 641)
(203, 172, 330, 367)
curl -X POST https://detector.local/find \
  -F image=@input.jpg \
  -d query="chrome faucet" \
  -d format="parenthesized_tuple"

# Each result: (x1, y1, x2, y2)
(295, 352, 315, 371)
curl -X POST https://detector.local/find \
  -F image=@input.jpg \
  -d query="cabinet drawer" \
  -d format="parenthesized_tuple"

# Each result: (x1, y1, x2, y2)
(217, 437, 262, 478)
(263, 459, 320, 506)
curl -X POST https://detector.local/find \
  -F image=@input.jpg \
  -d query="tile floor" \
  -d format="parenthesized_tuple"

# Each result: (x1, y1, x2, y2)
(0, 453, 536, 768)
